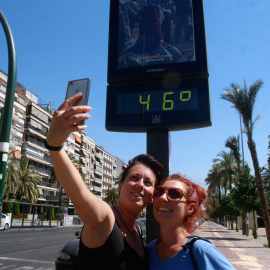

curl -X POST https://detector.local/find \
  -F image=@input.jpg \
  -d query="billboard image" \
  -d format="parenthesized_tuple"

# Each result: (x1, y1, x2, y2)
(118, 0, 195, 69)
(108, 0, 208, 83)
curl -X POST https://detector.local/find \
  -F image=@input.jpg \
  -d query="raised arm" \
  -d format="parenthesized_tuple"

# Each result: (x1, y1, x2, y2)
(46, 93, 115, 247)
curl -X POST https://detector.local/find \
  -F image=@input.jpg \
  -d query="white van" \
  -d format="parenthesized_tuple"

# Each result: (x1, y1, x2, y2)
(1, 213, 11, 230)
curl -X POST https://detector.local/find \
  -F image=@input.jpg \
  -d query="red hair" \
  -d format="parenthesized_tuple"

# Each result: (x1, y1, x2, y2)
(161, 174, 207, 233)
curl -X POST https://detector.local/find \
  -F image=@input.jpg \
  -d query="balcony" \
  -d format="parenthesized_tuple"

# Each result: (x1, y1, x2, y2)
(30, 113, 50, 127)
(94, 170, 102, 177)
(24, 124, 47, 137)
(24, 150, 51, 165)
(32, 166, 51, 176)
(95, 152, 103, 160)
(27, 137, 46, 149)
(96, 161, 103, 167)
(94, 178, 102, 184)
(92, 186, 102, 192)
(45, 195, 59, 202)
(38, 182, 57, 190)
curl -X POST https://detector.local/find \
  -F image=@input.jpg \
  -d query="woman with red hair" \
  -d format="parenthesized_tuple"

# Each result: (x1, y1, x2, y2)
(146, 174, 235, 269)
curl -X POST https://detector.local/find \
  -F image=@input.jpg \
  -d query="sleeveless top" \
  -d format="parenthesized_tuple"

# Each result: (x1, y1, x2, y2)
(76, 221, 147, 270)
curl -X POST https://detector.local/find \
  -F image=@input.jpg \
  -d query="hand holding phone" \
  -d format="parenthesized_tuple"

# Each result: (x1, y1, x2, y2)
(65, 78, 91, 125)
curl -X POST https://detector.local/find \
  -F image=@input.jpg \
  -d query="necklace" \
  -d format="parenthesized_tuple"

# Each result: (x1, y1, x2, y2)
(113, 206, 137, 243)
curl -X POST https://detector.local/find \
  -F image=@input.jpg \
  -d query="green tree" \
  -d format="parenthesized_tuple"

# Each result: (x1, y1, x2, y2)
(231, 167, 260, 232)
(8, 157, 43, 203)
(205, 163, 227, 203)
(225, 136, 242, 174)
(218, 194, 241, 229)
(3, 200, 20, 216)
(104, 188, 119, 206)
(4, 156, 20, 200)
(225, 135, 247, 234)
(221, 79, 270, 247)
(46, 205, 55, 220)
(213, 151, 237, 190)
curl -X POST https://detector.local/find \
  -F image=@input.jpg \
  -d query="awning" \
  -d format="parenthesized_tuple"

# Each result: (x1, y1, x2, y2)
(75, 135, 82, 144)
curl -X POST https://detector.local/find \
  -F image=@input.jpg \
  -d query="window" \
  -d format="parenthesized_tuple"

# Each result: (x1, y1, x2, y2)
(17, 110, 24, 118)
(19, 96, 25, 104)
(15, 122, 22, 130)
(75, 145, 80, 153)
(14, 137, 20, 145)
(0, 84, 6, 93)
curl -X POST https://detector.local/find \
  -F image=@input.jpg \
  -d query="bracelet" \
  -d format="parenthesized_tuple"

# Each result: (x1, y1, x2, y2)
(44, 139, 64, 151)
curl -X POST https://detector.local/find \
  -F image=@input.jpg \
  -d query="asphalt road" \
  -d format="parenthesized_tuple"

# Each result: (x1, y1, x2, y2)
(0, 226, 82, 270)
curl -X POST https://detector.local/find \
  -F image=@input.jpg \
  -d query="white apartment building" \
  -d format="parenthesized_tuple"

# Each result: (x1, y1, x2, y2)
(1, 69, 125, 207)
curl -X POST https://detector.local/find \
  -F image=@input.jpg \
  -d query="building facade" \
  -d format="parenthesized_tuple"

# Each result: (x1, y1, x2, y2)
(0, 69, 126, 207)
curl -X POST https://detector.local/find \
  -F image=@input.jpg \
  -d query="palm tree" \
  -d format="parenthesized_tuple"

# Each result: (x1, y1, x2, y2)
(104, 187, 119, 206)
(4, 156, 20, 200)
(14, 157, 43, 203)
(225, 135, 246, 234)
(205, 163, 229, 203)
(221, 79, 270, 247)
(225, 136, 242, 174)
(213, 151, 237, 190)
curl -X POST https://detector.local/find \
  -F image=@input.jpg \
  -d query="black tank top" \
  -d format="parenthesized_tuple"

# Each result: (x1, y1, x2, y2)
(76, 221, 147, 270)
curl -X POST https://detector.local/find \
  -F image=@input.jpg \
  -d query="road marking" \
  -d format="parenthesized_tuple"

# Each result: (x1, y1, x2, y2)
(0, 265, 17, 269)
(0, 257, 54, 265)
(0, 244, 63, 257)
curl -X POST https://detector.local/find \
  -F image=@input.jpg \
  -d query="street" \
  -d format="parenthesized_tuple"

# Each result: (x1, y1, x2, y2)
(1, 222, 270, 269)
(0, 226, 82, 269)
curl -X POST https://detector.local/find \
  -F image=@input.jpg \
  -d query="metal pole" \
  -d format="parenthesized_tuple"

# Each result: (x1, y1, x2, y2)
(0, 10, 17, 214)
(146, 129, 169, 243)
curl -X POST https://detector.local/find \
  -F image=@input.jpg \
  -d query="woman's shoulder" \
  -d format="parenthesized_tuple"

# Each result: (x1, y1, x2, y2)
(192, 238, 235, 269)
(192, 238, 223, 257)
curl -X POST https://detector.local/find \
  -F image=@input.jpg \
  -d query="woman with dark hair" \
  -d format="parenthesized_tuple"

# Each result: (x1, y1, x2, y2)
(45, 93, 163, 270)
(146, 174, 235, 269)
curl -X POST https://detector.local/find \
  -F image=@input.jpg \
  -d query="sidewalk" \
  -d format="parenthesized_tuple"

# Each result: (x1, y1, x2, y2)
(195, 221, 270, 270)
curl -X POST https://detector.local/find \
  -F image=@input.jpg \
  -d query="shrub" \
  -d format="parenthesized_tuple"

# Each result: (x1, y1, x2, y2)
(46, 206, 55, 220)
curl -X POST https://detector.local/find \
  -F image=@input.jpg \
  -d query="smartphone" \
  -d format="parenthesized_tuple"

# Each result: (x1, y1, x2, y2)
(65, 78, 91, 124)
(65, 78, 91, 106)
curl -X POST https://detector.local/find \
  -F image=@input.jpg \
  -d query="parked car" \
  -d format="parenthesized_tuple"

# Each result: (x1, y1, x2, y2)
(136, 217, 146, 225)
(55, 219, 146, 270)
(0, 213, 11, 230)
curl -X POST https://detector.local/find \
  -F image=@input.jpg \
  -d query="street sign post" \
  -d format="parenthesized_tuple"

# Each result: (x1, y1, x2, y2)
(106, 0, 211, 243)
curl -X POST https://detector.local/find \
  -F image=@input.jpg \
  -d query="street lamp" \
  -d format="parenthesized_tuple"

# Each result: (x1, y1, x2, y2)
(0, 10, 17, 214)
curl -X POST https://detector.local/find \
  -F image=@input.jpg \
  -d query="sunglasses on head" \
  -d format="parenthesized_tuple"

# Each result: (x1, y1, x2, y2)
(153, 186, 188, 201)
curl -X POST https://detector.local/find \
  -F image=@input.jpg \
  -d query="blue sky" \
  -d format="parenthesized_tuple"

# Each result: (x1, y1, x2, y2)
(1, 1, 270, 188)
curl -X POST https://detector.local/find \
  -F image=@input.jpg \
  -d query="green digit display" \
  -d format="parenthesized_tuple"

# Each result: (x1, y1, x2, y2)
(180, 91, 191, 101)
(139, 94, 150, 111)
(163, 92, 174, 111)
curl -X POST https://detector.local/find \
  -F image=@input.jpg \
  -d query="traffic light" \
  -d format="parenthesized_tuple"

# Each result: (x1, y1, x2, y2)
(0, 106, 20, 150)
